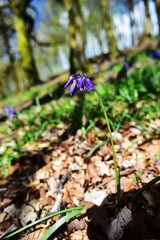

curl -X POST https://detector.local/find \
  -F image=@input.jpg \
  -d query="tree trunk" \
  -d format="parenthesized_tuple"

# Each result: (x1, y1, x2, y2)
(64, 0, 86, 74)
(0, 12, 24, 91)
(9, 0, 39, 87)
(143, 0, 151, 38)
(155, 0, 160, 33)
(99, 0, 118, 59)
(127, 0, 135, 45)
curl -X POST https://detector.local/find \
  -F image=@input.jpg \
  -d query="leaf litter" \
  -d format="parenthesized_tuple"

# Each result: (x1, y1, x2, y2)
(0, 119, 160, 239)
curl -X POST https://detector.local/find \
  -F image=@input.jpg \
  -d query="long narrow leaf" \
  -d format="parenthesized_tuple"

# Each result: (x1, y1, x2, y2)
(1, 206, 84, 239)
(41, 209, 82, 240)
(86, 141, 106, 158)
(129, 176, 160, 202)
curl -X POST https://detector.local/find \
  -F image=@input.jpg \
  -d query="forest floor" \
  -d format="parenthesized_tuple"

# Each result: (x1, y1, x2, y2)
(0, 119, 160, 239)
(0, 40, 160, 240)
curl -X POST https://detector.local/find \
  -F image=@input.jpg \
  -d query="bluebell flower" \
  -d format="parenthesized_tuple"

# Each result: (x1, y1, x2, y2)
(124, 62, 129, 71)
(148, 51, 154, 59)
(155, 49, 160, 58)
(5, 106, 16, 118)
(64, 73, 94, 96)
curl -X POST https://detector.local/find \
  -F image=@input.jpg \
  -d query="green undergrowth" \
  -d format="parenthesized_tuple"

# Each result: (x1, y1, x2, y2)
(0, 72, 68, 109)
(0, 52, 160, 175)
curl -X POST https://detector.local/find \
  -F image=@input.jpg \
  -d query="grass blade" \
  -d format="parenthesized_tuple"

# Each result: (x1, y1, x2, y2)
(1, 206, 84, 239)
(86, 141, 106, 158)
(41, 209, 82, 240)
(129, 176, 160, 202)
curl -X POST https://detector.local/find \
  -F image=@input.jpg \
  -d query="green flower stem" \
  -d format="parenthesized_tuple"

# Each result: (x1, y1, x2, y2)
(95, 90, 121, 206)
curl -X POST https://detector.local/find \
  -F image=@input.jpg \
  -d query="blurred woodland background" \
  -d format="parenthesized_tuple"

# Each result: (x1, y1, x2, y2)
(0, 0, 160, 98)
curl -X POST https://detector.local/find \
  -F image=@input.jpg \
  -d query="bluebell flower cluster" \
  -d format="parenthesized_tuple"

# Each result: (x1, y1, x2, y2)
(148, 51, 154, 59)
(5, 106, 16, 118)
(148, 49, 160, 59)
(64, 73, 94, 96)
(155, 49, 160, 58)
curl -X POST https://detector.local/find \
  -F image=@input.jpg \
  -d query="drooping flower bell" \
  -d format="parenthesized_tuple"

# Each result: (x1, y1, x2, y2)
(64, 73, 94, 96)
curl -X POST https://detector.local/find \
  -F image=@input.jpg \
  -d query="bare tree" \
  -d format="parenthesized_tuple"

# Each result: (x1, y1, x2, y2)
(155, 0, 160, 33)
(64, 0, 86, 73)
(99, 0, 118, 59)
(0, 8, 25, 91)
(9, 0, 40, 87)
(143, 0, 151, 38)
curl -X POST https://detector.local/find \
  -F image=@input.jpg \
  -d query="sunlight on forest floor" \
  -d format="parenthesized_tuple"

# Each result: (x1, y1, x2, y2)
(0, 50, 160, 240)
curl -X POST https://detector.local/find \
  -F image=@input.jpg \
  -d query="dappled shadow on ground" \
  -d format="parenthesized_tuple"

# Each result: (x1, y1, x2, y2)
(0, 153, 46, 211)
(0, 120, 160, 239)
(84, 182, 160, 240)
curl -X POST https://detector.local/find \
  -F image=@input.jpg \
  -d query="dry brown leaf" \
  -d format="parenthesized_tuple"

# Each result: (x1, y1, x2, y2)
(86, 129, 96, 143)
(0, 212, 9, 223)
(120, 175, 135, 192)
(67, 218, 85, 234)
(0, 213, 12, 236)
(0, 178, 8, 185)
(25, 228, 48, 240)
(23, 141, 50, 153)
(87, 161, 98, 179)
(97, 144, 111, 157)
(18, 200, 39, 226)
(69, 229, 89, 240)
(63, 180, 84, 203)
(0, 223, 18, 238)
(141, 139, 160, 156)
(107, 206, 132, 240)
(84, 189, 108, 206)
(0, 198, 12, 208)
(8, 162, 20, 175)
(33, 163, 51, 180)
(4, 200, 40, 227)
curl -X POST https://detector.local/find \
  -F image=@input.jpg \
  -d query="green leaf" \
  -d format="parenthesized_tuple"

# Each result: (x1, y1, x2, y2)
(86, 141, 106, 158)
(1, 206, 84, 239)
(41, 209, 82, 240)
(129, 176, 160, 202)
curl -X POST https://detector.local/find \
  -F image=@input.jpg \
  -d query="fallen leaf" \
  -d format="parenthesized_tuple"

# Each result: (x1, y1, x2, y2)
(84, 189, 108, 206)
(107, 206, 132, 240)
(25, 228, 48, 240)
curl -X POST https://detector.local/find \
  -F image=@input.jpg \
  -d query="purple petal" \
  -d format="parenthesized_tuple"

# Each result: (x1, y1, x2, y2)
(5, 106, 16, 118)
(124, 62, 129, 71)
(70, 81, 77, 95)
(64, 74, 77, 88)
(84, 78, 94, 91)
(9, 113, 16, 118)
(156, 50, 160, 58)
(77, 76, 84, 91)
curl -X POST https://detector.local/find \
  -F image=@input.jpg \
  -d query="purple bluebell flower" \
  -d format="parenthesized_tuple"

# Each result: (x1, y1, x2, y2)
(5, 106, 16, 118)
(64, 73, 94, 96)
(148, 51, 154, 59)
(155, 49, 160, 58)
(124, 62, 129, 71)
